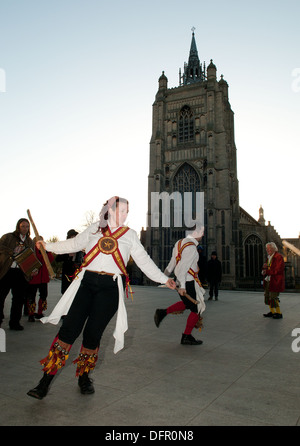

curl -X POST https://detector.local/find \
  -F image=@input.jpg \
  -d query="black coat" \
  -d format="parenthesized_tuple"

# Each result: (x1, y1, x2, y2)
(206, 258, 222, 283)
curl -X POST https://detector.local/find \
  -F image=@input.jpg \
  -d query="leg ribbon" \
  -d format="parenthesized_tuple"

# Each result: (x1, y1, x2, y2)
(40, 337, 71, 375)
(38, 298, 47, 313)
(73, 346, 99, 377)
(28, 302, 36, 316)
(195, 314, 203, 331)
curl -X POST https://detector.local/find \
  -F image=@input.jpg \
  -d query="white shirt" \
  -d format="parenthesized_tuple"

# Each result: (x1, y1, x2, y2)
(42, 222, 169, 353)
(165, 235, 199, 289)
(165, 235, 206, 314)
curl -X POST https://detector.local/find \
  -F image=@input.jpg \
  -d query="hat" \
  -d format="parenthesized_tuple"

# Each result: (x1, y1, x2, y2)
(211, 251, 217, 256)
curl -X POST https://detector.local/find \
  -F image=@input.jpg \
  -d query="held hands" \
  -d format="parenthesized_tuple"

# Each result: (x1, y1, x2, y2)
(177, 288, 186, 296)
(165, 278, 176, 290)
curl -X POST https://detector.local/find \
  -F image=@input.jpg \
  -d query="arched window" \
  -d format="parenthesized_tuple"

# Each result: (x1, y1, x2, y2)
(178, 106, 194, 143)
(244, 235, 263, 278)
(172, 163, 201, 230)
(173, 162, 200, 194)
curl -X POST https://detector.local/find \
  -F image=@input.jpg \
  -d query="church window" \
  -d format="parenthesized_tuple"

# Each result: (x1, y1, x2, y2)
(244, 235, 263, 278)
(173, 162, 200, 194)
(178, 106, 194, 143)
(172, 163, 200, 229)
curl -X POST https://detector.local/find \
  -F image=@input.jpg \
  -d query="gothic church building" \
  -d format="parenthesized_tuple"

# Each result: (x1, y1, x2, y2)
(140, 31, 299, 289)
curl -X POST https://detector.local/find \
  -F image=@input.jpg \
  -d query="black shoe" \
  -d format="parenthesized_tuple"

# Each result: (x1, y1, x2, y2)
(263, 312, 274, 318)
(34, 313, 44, 319)
(28, 315, 35, 322)
(9, 323, 24, 330)
(181, 334, 203, 345)
(208, 297, 212, 300)
(273, 313, 283, 319)
(154, 309, 167, 327)
(27, 373, 54, 399)
(78, 372, 95, 394)
(215, 297, 218, 301)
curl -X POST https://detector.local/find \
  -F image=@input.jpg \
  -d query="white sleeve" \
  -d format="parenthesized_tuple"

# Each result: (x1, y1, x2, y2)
(129, 231, 169, 284)
(45, 224, 96, 254)
(164, 246, 177, 276)
(175, 244, 195, 289)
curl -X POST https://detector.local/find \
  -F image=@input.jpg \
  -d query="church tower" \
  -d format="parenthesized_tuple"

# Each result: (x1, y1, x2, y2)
(143, 31, 240, 288)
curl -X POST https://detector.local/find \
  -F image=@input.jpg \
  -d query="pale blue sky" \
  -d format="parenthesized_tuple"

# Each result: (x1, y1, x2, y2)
(0, 0, 299, 241)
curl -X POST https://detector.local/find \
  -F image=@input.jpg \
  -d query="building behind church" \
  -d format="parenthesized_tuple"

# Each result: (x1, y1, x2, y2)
(135, 31, 299, 290)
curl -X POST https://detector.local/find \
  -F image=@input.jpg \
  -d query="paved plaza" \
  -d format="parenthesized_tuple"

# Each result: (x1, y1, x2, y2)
(0, 279, 300, 426)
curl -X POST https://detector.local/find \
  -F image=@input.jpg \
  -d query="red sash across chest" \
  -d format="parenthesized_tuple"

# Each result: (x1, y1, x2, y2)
(74, 226, 133, 297)
(176, 239, 202, 287)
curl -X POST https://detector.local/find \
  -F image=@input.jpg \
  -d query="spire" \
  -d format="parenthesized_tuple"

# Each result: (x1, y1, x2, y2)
(188, 29, 199, 64)
(180, 28, 206, 86)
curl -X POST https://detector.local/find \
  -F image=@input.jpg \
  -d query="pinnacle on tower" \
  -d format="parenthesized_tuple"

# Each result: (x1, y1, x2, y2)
(180, 29, 206, 85)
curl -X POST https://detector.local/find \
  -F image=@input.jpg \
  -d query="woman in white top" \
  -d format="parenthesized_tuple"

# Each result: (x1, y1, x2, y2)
(27, 196, 176, 399)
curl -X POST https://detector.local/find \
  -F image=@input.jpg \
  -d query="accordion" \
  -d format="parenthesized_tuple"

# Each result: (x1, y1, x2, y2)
(14, 248, 42, 279)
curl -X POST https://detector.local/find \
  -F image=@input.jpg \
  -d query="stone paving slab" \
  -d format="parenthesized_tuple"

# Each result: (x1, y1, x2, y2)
(1, 280, 300, 427)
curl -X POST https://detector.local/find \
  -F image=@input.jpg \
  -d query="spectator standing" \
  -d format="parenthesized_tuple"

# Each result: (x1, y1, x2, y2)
(206, 251, 222, 301)
(55, 229, 84, 295)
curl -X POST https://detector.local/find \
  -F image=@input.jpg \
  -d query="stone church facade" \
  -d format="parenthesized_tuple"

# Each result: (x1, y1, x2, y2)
(137, 32, 299, 290)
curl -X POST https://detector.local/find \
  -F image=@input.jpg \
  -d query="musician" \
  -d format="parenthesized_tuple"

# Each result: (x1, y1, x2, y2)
(0, 218, 34, 330)
(262, 242, 285, 319)
(27, 196, 176, 400)
(154, 227, 206, 345)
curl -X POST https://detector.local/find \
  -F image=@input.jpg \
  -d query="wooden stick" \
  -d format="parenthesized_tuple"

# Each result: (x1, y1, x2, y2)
(27, 209, 55, 279)
(176, 287, 198, 305)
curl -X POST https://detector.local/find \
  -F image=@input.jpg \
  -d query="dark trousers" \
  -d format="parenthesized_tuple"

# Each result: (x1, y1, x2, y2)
(180, 281, 198, 313)
(0, 268, 28, 325)
(58, 271, 122, 350)
(27, 283, 48, 315)
(209, 281, 219, 298)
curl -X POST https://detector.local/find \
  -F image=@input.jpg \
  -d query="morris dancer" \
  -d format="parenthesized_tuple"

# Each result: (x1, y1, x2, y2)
(262, 242, 285, 319)
(27, 196, 176, 399)
(154, 227, 206, 345)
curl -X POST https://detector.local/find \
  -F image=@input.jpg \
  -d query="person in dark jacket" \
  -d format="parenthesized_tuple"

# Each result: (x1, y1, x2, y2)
(26, 237, 54, 322)
(206, 251, 222, 301)
(0, 218, 34, 329)
(197, 245, 207, 286)
(55, 229, 84, 295)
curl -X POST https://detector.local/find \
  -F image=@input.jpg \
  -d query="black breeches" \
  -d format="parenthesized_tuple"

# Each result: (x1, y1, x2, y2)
(27, 283, 48, 303)
(58, 271, 121, 350)
(180, 281, 198, 313)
